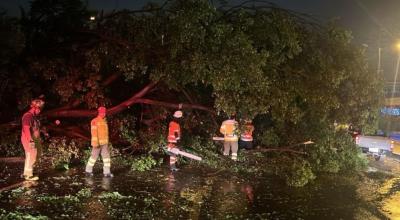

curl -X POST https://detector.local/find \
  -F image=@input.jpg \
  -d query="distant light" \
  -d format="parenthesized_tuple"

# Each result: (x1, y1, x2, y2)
(381, 107, 400, 116)
(90, 16, 96, 21)
(396, 41, 400, 51)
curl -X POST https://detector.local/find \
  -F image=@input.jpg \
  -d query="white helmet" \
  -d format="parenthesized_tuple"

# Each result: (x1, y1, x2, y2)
(173, 110, 183, 118)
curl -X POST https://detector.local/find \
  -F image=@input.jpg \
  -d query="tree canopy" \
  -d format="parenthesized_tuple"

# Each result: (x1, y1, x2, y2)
(0, 0, 383, 185)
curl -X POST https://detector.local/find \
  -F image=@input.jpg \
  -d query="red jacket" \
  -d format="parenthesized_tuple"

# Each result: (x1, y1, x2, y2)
(168, 121, 181, 143)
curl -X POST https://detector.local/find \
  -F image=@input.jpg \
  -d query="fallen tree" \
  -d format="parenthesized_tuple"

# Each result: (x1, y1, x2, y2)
(0, 0, 382, 186)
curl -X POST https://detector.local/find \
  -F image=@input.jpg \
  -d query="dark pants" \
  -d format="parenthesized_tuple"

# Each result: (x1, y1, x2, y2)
(239, 140, 253, 150)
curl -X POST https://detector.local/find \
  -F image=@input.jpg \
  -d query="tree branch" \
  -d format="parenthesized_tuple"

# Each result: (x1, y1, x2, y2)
(47, 125, 90, 141)
(45, 81, 157, 118)
(107, 81, 157, 115)
(136, 98, 215, 113)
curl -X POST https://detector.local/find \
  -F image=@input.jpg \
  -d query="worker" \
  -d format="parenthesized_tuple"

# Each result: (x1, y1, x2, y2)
(167, 110, 183, 171)
(220, 114, 239, 161)
(239, 119, 255, 150)
(21, 99, 45, 181)
(85, 106, 113, 177)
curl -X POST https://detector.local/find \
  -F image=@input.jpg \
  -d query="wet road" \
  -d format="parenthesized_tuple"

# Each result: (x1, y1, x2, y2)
(0, 156, 399, 219)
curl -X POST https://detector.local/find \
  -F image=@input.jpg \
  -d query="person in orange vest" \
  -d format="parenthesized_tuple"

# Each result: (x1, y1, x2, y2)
(220, 114, 239, 161)
(239, 119, 255, 150)
(21, 99, 45, 181)
(85, 106, 113, 177)
(167, 110, 183, 171)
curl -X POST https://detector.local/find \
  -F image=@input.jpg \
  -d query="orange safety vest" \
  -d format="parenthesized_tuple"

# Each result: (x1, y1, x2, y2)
(91, 117, 109, 147)
(220, 119, 238, 141)
(168, 121, 181, 143)
(240, 123, 254, 141)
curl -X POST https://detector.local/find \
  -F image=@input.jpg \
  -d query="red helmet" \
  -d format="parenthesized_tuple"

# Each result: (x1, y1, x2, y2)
(98, 106, 107, 113)
(30, 99, 45, 109)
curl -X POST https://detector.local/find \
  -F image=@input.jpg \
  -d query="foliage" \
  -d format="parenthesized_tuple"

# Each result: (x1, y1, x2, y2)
(182, 135, 229, 169)
(116, 114, 139, 146)
(35, 188, 91, 203)
(0, 0, 383, 186)
(98, 191, 159, 219)
(138, 125, 167, 153)
(45, 137, 84, 170)
(0, 209, 48, 220)
(308, 129, 367, 173)
(255, 127, 280, 147)
(0, 128, 23, 157)
(130, 154, 162, 172)
(32, 188, 91, 219)
(3, 0, 381, 122)
(98, 191, 132, 200)
(184, 136, 261, 174)
(10, 187, 28, 198)
(282, 158, 316, 187)
(75, 188, 92, 198)
(37, 194, 79, 204)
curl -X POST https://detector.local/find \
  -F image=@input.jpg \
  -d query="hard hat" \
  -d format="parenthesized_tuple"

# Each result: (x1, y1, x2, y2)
(98, 106, 107, 113)
(30, 99, 45, 109)
(173, 110, 183, 118)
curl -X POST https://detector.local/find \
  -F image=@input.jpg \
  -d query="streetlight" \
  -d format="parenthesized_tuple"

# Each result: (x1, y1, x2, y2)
(389, 41, 400, 107)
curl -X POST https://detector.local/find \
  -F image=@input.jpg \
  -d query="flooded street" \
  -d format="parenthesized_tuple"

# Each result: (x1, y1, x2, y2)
(1, 155, 399, 219)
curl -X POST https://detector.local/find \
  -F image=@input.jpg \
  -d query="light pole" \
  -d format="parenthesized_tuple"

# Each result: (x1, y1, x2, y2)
(377, 47, 381, 75)
(392, 43, 400, 98)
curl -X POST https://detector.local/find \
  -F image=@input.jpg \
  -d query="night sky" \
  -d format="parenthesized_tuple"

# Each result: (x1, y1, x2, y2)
(2, 0, 400, 80)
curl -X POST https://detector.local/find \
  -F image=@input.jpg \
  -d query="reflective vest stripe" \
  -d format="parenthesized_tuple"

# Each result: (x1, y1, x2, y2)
(240, 134, 253, 141)
(224, 136, 238, 141)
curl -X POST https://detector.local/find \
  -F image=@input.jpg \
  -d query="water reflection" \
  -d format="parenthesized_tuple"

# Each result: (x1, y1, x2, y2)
(379, 177, 400, 219)
(22, 180, 38, 189)
(14, 181, 39, 209)
(84, 176, 94, 186)
(165, 172, 176, 193)
(241, 184, 254, 204)
(101, 177, 111, 191)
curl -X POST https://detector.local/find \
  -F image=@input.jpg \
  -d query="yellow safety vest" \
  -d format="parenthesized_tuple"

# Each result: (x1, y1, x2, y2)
(220, 119, 239, 141)
(91, 117, 109, 147)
